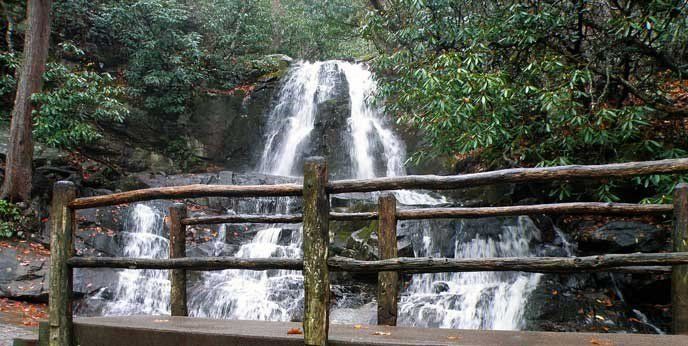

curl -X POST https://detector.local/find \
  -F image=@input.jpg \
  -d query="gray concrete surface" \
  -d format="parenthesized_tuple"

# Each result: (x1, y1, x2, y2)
(69, 315, 688, 346)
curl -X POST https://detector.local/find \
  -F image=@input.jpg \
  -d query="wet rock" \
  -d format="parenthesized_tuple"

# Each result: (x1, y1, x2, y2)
(572, 221, 666, 255)
(73, 268, 122, 296)
(0, 246, 49, 302)
(432, 282, 450, 294)
(74, 227, 121, 257)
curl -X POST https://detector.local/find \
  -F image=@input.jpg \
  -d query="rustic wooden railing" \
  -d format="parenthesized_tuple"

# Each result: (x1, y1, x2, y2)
(48, 157, 688, 346)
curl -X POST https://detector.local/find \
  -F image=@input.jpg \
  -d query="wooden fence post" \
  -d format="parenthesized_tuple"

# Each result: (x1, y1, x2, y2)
(377, 194, 398, 326)
(302, 157, 330, 346)
(169, 203, 188, 317)
(48, 181, 76, 346)
(674, 183, 688, 334)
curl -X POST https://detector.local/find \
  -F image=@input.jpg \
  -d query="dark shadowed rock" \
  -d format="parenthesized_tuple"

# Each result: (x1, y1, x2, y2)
(573, 221, 666, 255)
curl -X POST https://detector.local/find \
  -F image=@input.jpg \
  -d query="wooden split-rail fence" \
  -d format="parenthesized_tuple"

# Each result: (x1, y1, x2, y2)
(48, 157, 688, 345)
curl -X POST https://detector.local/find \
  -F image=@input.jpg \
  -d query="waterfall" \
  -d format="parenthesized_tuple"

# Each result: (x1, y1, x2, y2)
(188, 226, 303, 320)
(399, 217, 543, 330)
(258, 60, 445, 205)
(84, 60, 547, 331)
(258, 61, 340, 176)
(187, 199, 304, 321)
(101, 204, 170, 316)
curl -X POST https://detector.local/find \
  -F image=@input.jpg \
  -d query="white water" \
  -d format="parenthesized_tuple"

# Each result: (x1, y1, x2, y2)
(188, 224, 303, 320)
(399, 217, 543, 330)
(101, 204, 170, 315)
(258, 61, 340, 176)
(258, 60, 445, 205)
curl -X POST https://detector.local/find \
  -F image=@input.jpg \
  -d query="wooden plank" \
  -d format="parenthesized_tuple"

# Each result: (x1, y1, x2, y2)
(69, 184, 303, 209)
(302, 157, 330, 346)
(328, 158, 688, 193)
(396, 203, 673, 219)
(674, 183, 688, 334)
(48, 181, 77, 346)
(68, 253, 688, 273)
(169, 203, 188, 317)
(377, 194, 398, 326)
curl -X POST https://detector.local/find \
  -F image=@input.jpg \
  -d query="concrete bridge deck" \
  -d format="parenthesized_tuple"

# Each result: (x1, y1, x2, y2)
(66, 315, 688, 346)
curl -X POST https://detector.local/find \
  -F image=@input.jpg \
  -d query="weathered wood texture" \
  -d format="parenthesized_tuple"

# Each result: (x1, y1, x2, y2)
(68, 256, 303, 271)
(396, 203, 672, 219)
(48, 181, 76, 346)
(69, 184, 303, 209)
(182, 212, 377, 225)
(182, 214, 303, 225)
(68, 253, 688, 274)
(38, 320, 48, 346)
(328, 158, 688, 193)
(330, 212, 378, 221)
(1, 0, 52, 202)
(328, 253, 688, 273)
(180, 203, 669, 226)
(169, 203, 188, 317)
(302, 157, 330, 346)
(377, 195, 399, 326)
(674, 183, 688, 334)
(68, 158, 688, 209)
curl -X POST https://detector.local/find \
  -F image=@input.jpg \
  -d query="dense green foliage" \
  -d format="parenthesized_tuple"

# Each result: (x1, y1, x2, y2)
(0, 0, 371, 167)
(1, 0, 686, 202)
(0, 199, 23, 238)
(364, 0, 688, 201)
(0, 45, 128, 150)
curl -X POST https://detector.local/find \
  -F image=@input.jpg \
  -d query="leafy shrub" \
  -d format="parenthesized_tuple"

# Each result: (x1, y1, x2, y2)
(0, 200, 23, 238)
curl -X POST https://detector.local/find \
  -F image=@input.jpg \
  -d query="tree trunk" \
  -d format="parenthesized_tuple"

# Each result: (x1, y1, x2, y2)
(1, 0, 52, 202)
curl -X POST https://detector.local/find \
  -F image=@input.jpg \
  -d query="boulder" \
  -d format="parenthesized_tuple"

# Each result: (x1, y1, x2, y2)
(572, 221, 667, 255)
(0, 245, 49, 301)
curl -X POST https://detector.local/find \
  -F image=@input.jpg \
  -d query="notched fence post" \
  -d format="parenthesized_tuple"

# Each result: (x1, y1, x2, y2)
(49, 181, 77, 346)
(302, 157, 330, 346)
(169, 203, 188, 317)
(377, 194, 398, 326)
(673, 183, 688, 334)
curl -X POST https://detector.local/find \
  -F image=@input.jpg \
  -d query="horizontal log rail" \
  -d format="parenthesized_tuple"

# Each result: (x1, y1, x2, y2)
(67, 158, 688, 210)
(182, 214, 303, 225)
(69, 183, 303, 210)
(67, 252, 688, 273)
(181, 212, 378, 225)
(396, 202, 673, 219)
(328, 158, 688, 194)
(178, 203, 671, 226)
(328, 253, 688, 274)
(68, 256, 303, 271)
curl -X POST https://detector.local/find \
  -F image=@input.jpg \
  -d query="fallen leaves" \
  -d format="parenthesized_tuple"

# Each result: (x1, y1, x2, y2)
(287, 328, 303, 335)
(589, 337, 613, 346)
(372, 331, 391, 336)
(0, 298, 48, 327)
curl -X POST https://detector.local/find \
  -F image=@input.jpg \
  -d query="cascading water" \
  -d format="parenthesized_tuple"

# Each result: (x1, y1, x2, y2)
(86, 60, 546, 330)
(259, 60, 444, 205)
(399, 217, 544, 330)
(187, 198, 304, 321)
(100, 204, 170, 315)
